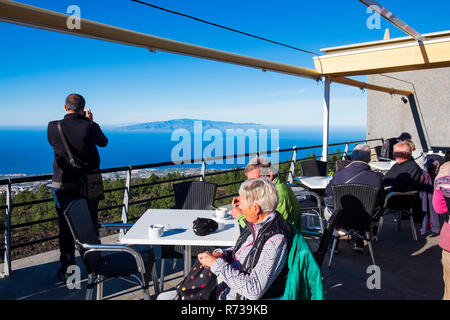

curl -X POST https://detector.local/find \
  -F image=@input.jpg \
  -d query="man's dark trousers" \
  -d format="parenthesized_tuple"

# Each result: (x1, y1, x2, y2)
(51, 188, 99, 273)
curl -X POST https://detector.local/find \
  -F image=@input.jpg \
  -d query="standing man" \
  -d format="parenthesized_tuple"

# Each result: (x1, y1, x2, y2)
(47, 93, 108, 280)
(231, 157, 302, 230)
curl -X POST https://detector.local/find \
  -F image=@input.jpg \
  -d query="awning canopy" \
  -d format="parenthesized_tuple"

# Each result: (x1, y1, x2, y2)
(314, 31, 450, 77)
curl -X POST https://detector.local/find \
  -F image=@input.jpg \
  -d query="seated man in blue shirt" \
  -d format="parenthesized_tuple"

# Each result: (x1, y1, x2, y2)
(324, 144, 383, 252)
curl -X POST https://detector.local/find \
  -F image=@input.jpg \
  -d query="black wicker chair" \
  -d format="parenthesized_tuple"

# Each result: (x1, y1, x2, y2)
(63, 199, 159, 300)
(377, 191, 419, 241)
(300, 160, 328, 177)
(335, 160, 352, 172)
(172, 181, 218, 210)
(328, 184, 383, 268)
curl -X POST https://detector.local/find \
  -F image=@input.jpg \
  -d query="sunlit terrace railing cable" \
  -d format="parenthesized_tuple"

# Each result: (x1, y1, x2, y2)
(130, 0, 322, 56)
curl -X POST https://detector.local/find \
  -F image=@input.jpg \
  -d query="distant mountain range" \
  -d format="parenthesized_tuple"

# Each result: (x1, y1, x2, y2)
(117, 119, 275, 132)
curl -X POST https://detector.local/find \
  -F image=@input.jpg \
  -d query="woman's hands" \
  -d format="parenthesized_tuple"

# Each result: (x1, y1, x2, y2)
(198, 251, 221, 269)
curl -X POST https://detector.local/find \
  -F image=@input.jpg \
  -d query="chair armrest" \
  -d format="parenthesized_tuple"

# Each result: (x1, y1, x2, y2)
(100, 223, 134, 229)
(98, 223, 134, 240)
(295, 190, 322, 206)
(80, 243, 146, 274)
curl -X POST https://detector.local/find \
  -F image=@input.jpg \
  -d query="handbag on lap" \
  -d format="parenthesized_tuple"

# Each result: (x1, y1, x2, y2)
(176, 259, 217, 300)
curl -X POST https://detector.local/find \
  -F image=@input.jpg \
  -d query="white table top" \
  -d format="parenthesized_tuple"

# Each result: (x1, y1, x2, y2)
(369, 161, 396, 171)
(120, 209, 240, 247)
(295, 176, 331, 189)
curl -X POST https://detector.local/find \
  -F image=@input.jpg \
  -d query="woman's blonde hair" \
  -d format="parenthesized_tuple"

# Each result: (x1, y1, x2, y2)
(239, 177, 279, 213)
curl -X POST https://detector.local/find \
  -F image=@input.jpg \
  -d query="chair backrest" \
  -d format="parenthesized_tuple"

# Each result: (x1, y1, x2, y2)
(63, 199, 101, 271)
(300, 160, 328, 177)
(173, 181, 218, 210)
(335, 160, 351, 172)
(383, 191, 418, 211)
(331, 184, 383, 233)
(374, 145, 382, 157)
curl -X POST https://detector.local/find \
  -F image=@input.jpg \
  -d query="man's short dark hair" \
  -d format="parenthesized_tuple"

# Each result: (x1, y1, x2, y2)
(65, 94, 86, 112)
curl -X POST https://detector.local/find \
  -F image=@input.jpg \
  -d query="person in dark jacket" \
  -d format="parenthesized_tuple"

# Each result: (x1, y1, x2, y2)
(47, 93, 108, 280)
(324, 144, 383, 252)
(382, 141, 422, 192)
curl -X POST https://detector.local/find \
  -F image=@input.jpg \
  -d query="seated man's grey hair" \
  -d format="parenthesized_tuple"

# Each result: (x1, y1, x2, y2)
(245, 157, 278, 176)
(65, 93, 86, 112)
(393, 141, 412, 157)
(351, 144, 371, 163)
(239, 177, 279, 213)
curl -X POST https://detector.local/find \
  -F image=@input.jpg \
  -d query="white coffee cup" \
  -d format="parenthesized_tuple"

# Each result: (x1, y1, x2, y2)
(215, 207, 228, 219)
(149, 224, 164, 238)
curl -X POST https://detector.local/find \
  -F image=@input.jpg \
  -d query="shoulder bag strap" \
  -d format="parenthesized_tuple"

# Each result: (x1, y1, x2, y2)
(57, 121, 78, 168)
(345, 170, 366, 184)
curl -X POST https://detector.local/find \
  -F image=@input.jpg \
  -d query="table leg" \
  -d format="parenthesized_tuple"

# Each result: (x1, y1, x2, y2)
(184, 245, 192, 276)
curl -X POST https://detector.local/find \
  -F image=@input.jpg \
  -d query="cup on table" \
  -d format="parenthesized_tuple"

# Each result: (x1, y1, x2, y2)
(148, 224, 164, 238)
(215, 207, 228, 219)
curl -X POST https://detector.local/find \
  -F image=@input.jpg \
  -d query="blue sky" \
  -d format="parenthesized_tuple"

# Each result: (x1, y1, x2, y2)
(0, 0, 448, 127)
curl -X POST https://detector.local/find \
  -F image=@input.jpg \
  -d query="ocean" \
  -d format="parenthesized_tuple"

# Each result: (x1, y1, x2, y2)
(0, 127, 366, 175)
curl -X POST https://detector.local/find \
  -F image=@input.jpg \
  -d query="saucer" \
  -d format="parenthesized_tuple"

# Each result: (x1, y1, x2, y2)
(213, 212, 231, 220)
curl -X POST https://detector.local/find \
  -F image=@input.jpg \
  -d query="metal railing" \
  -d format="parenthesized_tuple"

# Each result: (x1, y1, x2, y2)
(0, 138, 383, 277)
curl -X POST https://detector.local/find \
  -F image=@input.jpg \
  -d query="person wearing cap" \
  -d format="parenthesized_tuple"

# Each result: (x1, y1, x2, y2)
(231, 157, 302, 231)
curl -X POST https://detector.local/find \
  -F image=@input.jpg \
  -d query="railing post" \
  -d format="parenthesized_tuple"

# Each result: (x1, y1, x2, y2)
(120, 167, 132, 239)
(288, 147, 297, 185)
(200, 160, 206, 182)
(2, 180, 12, 278)
(343, 143, 349, 160)
(321, 76, 331, 164)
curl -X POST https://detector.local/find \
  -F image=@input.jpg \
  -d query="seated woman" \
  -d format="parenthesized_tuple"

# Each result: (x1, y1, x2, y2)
(157, 177, 292, 300)
(198, 177, 292, 300)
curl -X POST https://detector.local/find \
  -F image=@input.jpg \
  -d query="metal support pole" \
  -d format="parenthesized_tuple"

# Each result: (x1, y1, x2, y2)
(120, 168, 132, 239)
(322, 76, 331, 164)
(343, 143, 349, 160)
(200, 160, 206, 182)
(2, 180, 12, 277)
(288, 147, 297, 185)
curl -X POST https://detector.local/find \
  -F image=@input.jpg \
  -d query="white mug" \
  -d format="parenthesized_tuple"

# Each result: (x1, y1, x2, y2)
(149, 224, 164, 238)
(215, 207, 228, 219)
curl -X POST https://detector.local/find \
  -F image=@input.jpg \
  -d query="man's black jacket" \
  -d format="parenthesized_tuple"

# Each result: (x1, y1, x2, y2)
(47, 113, 108, 188)
(382, 158, 422, 192)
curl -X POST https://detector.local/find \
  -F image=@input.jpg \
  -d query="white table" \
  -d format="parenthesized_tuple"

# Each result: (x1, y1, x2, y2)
(369, 161, 395, 171)
(120, 209, 240, 275)
(295, 176, 331, 190)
